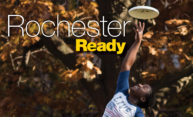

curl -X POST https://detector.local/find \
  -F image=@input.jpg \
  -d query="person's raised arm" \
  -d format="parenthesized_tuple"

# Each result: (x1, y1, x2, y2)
(120, 21, 145, 72)
(115, 22, 145, 93)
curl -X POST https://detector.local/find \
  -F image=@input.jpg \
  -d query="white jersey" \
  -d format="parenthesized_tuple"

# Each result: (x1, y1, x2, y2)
(103, 92, 141, 117)
(103, 71, 144, 117)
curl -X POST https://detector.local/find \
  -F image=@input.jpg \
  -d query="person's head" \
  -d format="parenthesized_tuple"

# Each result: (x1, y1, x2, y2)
(130, 83, 155, 108)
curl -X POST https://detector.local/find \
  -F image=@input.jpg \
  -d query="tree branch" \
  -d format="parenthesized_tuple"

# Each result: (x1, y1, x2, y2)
(41, 30, 76, 69)
(146, 71, 193, 117)
(151, 65, 193, 91)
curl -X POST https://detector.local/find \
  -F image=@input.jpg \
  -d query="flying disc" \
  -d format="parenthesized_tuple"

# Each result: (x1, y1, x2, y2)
(129, 6, 159, 20)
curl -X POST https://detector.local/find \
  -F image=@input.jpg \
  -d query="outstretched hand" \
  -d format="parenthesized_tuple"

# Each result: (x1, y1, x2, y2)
(133, 21, 145, 42)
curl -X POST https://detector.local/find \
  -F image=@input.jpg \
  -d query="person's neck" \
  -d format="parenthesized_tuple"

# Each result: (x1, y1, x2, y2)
(128, 95, 138, 105)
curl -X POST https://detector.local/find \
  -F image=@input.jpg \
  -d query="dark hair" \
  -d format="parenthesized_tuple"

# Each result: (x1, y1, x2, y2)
(137, 89, 155, 108)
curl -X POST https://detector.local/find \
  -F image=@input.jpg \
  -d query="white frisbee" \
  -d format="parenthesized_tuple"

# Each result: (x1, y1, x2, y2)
(129, 6, 159, 20)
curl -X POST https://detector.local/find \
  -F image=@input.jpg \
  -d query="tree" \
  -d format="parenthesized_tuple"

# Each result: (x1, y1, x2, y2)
(0, 0, 192, 116)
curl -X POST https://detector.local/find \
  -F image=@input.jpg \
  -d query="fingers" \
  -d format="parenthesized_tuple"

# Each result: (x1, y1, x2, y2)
(134, 21, 145, 31)
(142, 22, 145, 31)
(139, 21, 142, 29)
(135, 20, 138, 29)
(133, 27, 139, 34)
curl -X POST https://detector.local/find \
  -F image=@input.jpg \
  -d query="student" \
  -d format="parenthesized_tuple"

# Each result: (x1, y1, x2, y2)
(103, 21, 154, 117)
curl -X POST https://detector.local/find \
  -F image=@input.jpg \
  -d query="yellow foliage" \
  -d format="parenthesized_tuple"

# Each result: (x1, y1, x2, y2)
(90, 1, 98, 8)
(186, 106, 193, 116)
(165, 19, 190, 26)
(0, 53, 7, 61)
(143, 31, 154, 39)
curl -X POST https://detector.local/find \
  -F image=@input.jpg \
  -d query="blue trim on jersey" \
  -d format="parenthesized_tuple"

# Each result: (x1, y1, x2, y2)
(135, 107, 145, 117)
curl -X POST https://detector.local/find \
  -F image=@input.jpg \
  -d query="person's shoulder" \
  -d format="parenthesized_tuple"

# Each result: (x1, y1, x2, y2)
(135, 107, 144, 117)
(136, 107, 143, 112)
(115, 89, 129, 96)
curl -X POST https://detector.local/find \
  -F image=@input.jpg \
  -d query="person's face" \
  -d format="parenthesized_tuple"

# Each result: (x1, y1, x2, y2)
(130, 84, 152, 101)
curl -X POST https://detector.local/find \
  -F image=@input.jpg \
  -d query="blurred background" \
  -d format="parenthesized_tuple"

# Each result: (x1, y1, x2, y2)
(0, 0, 193, 117)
